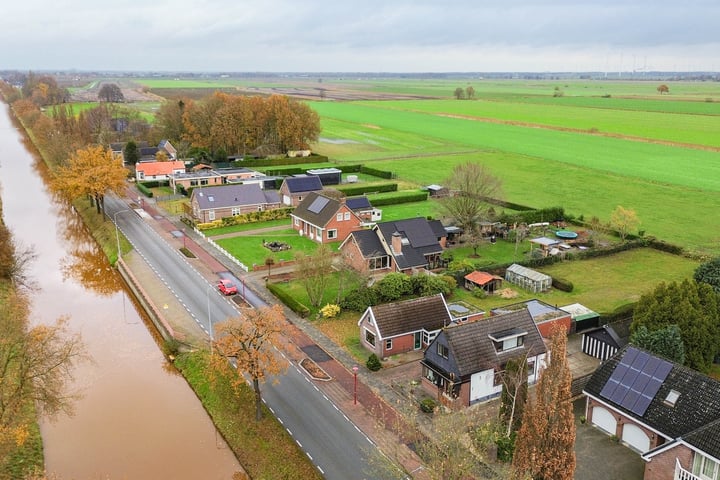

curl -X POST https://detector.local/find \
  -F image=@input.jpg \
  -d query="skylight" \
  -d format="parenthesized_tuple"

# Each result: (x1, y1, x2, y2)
(664, 389, 680, 407)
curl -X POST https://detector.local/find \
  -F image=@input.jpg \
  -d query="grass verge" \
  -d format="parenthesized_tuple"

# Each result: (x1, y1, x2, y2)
(173, 350, 322, 480)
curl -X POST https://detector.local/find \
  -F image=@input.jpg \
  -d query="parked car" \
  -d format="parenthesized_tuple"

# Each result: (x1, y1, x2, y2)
(217, 279, 238, 295)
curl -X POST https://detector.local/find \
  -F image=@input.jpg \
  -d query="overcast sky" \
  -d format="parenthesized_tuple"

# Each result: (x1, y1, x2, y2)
(3, 0, 719, 73)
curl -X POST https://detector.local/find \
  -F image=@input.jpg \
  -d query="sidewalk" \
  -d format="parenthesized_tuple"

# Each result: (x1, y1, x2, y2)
(121, 195, 431, 479)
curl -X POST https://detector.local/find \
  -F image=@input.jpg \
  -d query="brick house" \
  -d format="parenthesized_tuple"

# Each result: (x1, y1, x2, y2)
(421, 307, 547, 408)
(190, 184, 281, 223)
(583, 345, 720, 480)
(279, 175, 323, 206)
(290, 192, 364, 244)
(339, 217, 448, 274)
(357, 294, 455, 358)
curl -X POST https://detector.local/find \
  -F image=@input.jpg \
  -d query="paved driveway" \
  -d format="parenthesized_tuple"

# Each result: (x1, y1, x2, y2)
(574, 398, 645, 480)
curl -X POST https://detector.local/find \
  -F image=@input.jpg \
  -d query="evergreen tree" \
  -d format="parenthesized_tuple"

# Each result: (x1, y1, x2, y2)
(631, 280, 719, 372)
(694, 257, 720, 294)
(630, 325, 685, 364)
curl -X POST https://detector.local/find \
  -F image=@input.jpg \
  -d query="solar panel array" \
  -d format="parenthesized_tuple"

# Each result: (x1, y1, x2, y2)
(307, 195, 330, 214)
(599, 347, 673, 416)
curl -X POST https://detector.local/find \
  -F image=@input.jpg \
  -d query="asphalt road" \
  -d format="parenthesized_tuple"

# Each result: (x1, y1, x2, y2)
(104, 195, 391, 480)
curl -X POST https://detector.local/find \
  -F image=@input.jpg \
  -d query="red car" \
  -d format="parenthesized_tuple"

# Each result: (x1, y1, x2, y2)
(217, 279, 238, 295)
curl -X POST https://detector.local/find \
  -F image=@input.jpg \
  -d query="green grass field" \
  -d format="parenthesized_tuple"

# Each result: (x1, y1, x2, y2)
(215, 228, 340, 266)
(307, 91, 720, 256)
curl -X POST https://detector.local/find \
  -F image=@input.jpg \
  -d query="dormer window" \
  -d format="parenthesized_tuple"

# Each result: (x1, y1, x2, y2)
(489, 328, 528, 352)
(437, 343, 449, 359)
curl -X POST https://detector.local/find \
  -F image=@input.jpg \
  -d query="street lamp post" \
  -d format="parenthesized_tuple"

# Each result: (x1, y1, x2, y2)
(206, 284, 213, 353)
(352, 366, 359, 405)
(113, 209, 131, 260)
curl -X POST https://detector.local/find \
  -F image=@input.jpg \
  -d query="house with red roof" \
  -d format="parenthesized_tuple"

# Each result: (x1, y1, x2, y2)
(135, 161, 186, 182)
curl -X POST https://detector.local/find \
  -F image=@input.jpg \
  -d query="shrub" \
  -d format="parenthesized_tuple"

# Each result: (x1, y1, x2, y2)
(320, 303, 341, 318)
(377, 273, 413, 301)
(370, 191, 428, 206)
(366, 354, 382, 372)
(335, 182, 398, 196)
(419, 398, 437, 413)
(340, 285, 379, 312)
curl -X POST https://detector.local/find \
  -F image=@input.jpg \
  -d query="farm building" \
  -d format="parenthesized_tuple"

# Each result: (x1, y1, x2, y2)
(306, 168, 342, 185)
(581, 325, 626, 361)
(504, 263, 552, 293)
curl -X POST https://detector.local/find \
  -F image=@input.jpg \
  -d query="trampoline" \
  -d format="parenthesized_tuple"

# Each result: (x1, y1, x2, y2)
(555, 230, 578, 239)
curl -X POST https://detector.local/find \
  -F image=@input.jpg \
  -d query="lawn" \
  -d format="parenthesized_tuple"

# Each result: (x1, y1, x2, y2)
(203, 218, 291, 236)
(174, 351, 322, 480)
(215, 229, 339, 266)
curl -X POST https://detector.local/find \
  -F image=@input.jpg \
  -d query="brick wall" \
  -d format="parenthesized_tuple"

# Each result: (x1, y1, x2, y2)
(643, 444, 693, 480)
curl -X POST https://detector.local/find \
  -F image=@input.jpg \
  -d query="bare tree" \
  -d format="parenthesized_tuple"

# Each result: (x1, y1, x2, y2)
(98, 83, 124, 103)
(437, 162, 503, 233)
(609, 205, 640, 241)
(295, 244, 334, 307)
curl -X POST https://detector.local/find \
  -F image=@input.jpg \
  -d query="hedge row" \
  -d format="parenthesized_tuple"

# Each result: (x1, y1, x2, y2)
(370, 191, 429, 206)
(228, 154, 329, 168)
(266, 283, 310, 318)
(336, 183, 398, 196)
(136, 183, 154, 198)
(498, 207, 566, 225)
(360, 165, 394, 179)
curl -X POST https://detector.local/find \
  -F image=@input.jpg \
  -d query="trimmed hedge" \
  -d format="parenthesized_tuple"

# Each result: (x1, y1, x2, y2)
(227, 154, 329, 168)
(360, 165, 394, 179)
(498, 207, 566, 225)
(335, 183, 398, 196)
(266, 283, 310, 318)
(552, 277, 574, 292)
(136, 182, 154, 198)
(370, 191, 428, 206)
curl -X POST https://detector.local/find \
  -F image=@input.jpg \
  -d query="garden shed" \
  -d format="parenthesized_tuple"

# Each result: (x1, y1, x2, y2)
(504, 263, 552, 293)
(581, 324, 626, 361)
(306, 168, 342, 185)
(464, 271, 503, 293)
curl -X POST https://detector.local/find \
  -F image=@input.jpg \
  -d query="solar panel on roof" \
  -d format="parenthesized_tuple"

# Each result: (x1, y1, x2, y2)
(307, 196, 330, 214)
(600, 347, 673, 417)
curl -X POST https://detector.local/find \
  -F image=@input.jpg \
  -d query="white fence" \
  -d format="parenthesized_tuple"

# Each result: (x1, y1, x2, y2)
(675, 459, 701, 480)
(194, 227, 249, 273)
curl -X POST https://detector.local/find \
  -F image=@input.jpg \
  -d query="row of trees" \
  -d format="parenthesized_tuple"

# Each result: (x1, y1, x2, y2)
(154, 92, 321, 159)
(453, 85, 476, 100)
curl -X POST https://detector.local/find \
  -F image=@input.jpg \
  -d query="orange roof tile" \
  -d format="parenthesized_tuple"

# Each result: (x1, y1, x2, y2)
(464, 271, 502, 285)
(136, 161, 185, 176)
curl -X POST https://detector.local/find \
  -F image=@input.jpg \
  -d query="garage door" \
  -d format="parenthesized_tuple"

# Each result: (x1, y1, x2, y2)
(622, 424, 650, 452)
(592, 406, 617, 435)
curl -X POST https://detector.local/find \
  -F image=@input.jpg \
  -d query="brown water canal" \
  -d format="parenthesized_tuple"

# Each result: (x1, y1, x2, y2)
(0, 104, 241, 478)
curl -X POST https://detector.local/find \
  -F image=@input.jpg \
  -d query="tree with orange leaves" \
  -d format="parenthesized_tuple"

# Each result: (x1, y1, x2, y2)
(52, 145, 128, 217)
(212, 305, 289, 421)
(512, 326, 575, 480)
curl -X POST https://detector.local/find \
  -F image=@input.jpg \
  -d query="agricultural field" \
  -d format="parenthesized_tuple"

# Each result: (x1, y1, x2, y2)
(305, 82, 720, 257)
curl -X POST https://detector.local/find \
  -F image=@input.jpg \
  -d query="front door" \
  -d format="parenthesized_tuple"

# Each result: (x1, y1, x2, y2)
(414, 332, 422, 350)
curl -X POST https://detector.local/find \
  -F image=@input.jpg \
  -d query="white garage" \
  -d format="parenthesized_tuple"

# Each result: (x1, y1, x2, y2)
(621, 424, 651, 452)
(591, 406, 617, 435)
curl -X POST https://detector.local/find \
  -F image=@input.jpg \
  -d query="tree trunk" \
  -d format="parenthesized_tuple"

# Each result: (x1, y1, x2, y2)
(253, 378, 263, 421)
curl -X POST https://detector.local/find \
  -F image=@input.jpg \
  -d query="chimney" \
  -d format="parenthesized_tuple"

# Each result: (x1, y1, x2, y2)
(392, 232, 402, 254)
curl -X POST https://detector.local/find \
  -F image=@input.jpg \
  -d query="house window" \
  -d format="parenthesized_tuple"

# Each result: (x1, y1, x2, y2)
(489, 330, 527, 352)
(231, 208, 241, 216)
(693, 454, 719, 480)
(344, 212, 350, 220)
(365, 329, 376, 347)
(316, 227, 322, 238)
(190, 180, 199, 187)
(437, 343, 449, 359)
(385, 339, 392, 350)
(138, 172, 145, 180)
(200, 179, 209, 186)
(527, 358, 536, 378)
(424, 330, 438, 346)
(208, 210, 215, 221)
(327, 229, 337, 240)
(294, 217, 300, 226)
(664, 389, 680, 407)
(369, 256, 390, 270)
(337, 213, 343, 221)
